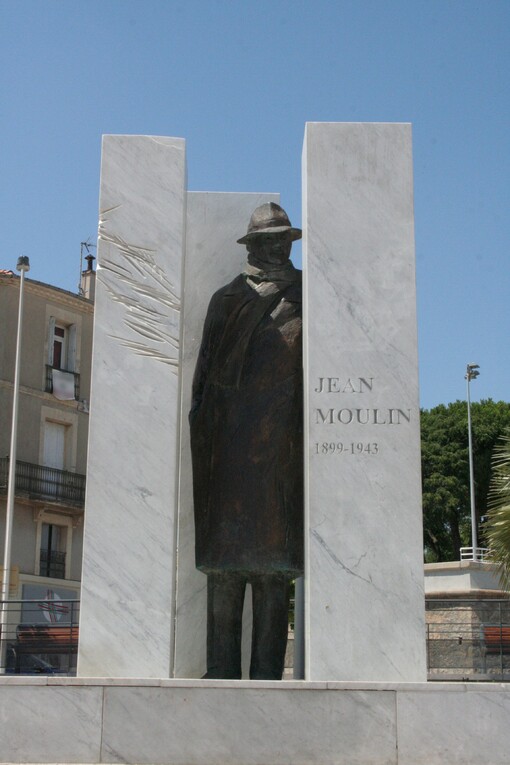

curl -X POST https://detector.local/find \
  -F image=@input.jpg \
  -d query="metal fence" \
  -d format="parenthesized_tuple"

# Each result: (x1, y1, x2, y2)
(426, 598, 510, 681)
(459, 547, 490, 562)
(45, 364, 80, 400)
(0, 599, 80, 675)
(0, 457, 86, 506)
(2, 597, 509, 678)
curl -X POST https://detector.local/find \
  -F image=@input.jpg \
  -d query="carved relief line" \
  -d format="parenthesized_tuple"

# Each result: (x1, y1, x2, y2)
(107, 336, 179, 371)
(100, 257, 180, 310)
(124, 317, 179, 348)
(100, 283, 180, 366)
(100, 280, 179, 346)
(97, 214, 181, 367)
(99, 257, 180, 311)
(98, 225, 180, 302)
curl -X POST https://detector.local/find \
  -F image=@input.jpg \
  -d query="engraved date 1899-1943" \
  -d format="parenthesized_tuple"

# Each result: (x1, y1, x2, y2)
(314, 442, 378, 455)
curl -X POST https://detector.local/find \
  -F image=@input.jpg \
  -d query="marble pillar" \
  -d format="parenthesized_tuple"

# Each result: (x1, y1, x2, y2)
(303, 123, 426, 681)
(78, 135, 186, 677)
(174, 191, 280, 678)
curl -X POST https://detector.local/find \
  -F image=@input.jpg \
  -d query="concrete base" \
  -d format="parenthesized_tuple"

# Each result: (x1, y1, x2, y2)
(425, 559, 507, 597)
(1, 678, 509, 765)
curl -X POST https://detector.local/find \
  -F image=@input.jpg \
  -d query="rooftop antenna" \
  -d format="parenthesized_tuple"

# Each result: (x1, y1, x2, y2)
(79, 240, 96, 295)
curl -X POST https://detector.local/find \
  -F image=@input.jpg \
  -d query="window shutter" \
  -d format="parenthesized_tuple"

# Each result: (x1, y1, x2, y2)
(68, 324, 77, 371)
(47, 317, 56, 365)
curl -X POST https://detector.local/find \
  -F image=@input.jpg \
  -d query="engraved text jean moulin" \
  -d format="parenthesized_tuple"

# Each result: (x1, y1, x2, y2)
(313, 376, 411, 456)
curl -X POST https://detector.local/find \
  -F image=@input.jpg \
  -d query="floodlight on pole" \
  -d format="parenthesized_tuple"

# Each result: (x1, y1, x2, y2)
(0, 256, 30, 672)
(465, 363, 480, 561)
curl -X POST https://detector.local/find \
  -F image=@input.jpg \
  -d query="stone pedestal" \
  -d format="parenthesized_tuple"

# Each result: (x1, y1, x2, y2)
(78, 135, 186, 677)
(303, 122, 426, 681)
(2, 677, 510, 765)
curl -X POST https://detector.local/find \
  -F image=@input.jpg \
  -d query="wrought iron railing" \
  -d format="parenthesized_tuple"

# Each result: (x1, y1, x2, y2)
(39, 549, 66, 579)
(45, 364, 80, 400)
(0, 599, 79, 675)
(0, 457, 85, 507)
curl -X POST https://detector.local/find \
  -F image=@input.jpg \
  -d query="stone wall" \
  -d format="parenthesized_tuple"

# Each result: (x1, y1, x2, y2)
(426, 597, 510, 679)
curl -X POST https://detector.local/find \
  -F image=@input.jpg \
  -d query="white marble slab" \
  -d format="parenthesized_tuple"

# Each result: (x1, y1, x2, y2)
(174, 191, 280, 678)
(397, 689, 510, 765)
(101, 684, 397, 765)
(2, 679, 510, 765)
(302, 123, 426, 681)
(0, 684, 103, 762)
(78, 135, 186, 677)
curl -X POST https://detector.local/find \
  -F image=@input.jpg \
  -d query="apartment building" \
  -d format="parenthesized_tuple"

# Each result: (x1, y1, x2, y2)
(0, 264, 94, 672)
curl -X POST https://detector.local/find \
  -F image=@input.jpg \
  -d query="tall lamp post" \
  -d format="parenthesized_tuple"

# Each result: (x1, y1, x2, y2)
(465, 362, 480, 560)
(0, 256, 30, 672)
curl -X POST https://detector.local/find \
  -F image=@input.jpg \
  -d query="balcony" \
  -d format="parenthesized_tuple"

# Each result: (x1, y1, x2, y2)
(0, 458, 85, 508)
(45, 365, 80, 401)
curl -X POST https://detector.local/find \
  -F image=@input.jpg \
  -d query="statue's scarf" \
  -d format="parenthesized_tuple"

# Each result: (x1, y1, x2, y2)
(211, 262, 300, 389)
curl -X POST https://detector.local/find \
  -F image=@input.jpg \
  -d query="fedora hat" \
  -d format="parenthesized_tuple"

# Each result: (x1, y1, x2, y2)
(237, 202, 302, 245)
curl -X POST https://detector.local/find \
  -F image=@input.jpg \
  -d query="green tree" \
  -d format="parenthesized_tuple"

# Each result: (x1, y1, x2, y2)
(485, 429, 510, 590)
(421, 400, 510, 562)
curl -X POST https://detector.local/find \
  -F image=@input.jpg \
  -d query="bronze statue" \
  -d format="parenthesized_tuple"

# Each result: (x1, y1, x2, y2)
(190, 203, 303, 679)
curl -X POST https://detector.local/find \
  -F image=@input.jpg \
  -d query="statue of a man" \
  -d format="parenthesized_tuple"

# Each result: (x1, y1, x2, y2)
(190, 203, 303, 679)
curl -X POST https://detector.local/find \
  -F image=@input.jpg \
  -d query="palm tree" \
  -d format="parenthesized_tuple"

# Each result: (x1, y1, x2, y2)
(485, 428, 510, 591)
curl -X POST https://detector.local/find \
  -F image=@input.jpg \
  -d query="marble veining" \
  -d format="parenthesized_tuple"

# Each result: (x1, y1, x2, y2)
(0, 685, 103, 762)
(397, 689, 510, 765)
(303, 123, 426, 682)
(2, 679, 510, 765)
(311, 528, 373, 585)
(101, 685, 397, 765)
(78, 135, 186, 678)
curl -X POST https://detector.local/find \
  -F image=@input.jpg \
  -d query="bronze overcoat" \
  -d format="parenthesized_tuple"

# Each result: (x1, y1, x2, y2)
(190, 270, 304, 576)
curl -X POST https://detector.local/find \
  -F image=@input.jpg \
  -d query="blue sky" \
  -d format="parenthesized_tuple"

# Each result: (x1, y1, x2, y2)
(2, 0, 509, 409)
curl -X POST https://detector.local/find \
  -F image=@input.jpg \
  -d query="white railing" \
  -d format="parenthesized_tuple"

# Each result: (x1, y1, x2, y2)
(460, 546, 490, 562)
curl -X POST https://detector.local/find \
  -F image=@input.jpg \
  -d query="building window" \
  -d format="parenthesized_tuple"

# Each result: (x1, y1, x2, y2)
(39, 523, 66, 579)
(35, 511, 74, 580)
(45, 319, 79, 399)
(47, 317, 77, 373)
(43, 421, 67, 471)
(53, 325, 67, 369)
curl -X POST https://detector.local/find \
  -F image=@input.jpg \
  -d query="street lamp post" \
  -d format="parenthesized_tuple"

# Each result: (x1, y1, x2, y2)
(465, 362, 480, 560)
(0, 256, 30, 672)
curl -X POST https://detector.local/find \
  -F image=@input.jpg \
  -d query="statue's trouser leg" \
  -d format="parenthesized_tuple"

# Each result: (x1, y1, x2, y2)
(249, 574, 291, 680)
(205, 573, 246, 679)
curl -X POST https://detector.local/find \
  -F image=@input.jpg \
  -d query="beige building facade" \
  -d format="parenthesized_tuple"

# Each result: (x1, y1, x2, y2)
(0, 267, 94, 672)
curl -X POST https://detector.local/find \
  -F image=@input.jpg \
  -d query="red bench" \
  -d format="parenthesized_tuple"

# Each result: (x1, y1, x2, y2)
(480, 624, 510, 672)
(16, 624, 78, 654)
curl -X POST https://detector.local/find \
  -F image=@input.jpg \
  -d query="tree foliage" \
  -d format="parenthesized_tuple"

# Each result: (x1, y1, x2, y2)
(421, 400, 510, 562)
(485, 429, 510, 589)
